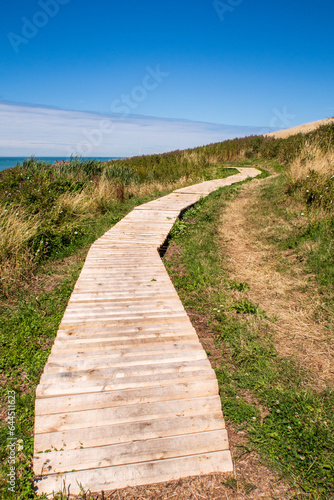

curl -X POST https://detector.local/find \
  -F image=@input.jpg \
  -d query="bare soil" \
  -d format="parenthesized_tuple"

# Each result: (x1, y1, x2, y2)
(219, 179, 334, 389)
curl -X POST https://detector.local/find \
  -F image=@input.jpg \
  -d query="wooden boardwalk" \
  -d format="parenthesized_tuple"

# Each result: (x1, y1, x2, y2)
(33, 168, 260, 496)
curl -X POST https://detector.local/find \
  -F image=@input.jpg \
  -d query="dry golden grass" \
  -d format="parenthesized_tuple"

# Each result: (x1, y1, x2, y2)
(0, 207, 40, 298)
(0, 205, 40, 260)
(289, 139, 334, 182)
(266, 117, 334, 139)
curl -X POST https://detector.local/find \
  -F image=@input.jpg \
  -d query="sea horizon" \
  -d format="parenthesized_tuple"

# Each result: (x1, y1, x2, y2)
(0, 156, 124, 172)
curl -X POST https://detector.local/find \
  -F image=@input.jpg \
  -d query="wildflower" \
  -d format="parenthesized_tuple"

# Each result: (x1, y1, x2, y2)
(252, 416, 256, 420)
(74, 231, 78, 235)
(306, 190, 309, 193)
(299, 456, 305, 461)
(301, 213, 304, 216)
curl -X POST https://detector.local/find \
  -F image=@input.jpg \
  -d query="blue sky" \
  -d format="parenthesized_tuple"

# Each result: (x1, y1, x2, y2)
(1, 0, 333, 156)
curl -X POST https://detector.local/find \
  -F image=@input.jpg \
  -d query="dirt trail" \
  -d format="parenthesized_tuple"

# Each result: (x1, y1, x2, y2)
(219, 178, 334, 389)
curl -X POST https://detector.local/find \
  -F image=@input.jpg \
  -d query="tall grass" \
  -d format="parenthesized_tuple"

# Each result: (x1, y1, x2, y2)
(0, 156, 237, 300)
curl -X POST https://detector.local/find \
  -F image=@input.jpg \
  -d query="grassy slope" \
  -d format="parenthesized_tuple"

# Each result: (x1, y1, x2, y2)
(1, 122, 334, 498)
(163, 169, 334, 499)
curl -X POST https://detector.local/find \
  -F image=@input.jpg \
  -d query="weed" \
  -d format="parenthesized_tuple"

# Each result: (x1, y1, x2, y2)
(229, 279, 250, 291)
(231, 299, 261, 315)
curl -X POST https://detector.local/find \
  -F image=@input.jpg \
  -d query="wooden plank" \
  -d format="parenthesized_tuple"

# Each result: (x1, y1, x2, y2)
(34, 396, 222, 434)
(39, 359, 211, 385)
(36, 368, 216, 398)
(43, 350, 207, 374)
(56, 321, 196, 338)
(50, 335, 198, 353)
(34, 450, 233, 495)
(33, 412, 226, 453)
(47, 344, 202, 364)
(34, 429, 229, 475)
(68, 293, 180, 302)
(58, 315, 191, 329)
(35, 379, 219, 416)
(63, 301, 185, 314)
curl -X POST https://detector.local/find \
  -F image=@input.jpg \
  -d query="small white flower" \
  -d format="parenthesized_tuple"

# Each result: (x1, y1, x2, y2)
(306, 190, 309, 193)
(74, 231, 78, 235)
(301, 213, 304, 216)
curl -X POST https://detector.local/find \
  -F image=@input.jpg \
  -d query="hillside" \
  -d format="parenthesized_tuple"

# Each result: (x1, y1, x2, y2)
(1, 120, 334, 499)
(266, 117, 334, 139)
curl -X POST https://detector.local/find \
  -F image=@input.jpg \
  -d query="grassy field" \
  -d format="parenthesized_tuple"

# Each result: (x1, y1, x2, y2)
(1, 121, 334, 498)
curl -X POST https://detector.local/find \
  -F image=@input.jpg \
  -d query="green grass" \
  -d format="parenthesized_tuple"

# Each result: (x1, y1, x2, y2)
(163, 172, 334, 499)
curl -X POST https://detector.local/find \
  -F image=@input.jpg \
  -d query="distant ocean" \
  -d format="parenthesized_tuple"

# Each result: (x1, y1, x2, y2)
(0, 157, 123, 172)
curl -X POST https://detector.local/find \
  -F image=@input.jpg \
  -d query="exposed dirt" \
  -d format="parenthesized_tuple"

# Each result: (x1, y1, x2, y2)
(219, 179, 334, 389)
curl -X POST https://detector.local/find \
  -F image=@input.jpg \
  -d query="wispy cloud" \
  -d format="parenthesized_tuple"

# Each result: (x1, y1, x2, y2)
(0, 102, 270, 157)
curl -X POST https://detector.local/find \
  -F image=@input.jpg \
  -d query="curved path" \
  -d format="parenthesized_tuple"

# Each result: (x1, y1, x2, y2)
(33, 168, 260, 496)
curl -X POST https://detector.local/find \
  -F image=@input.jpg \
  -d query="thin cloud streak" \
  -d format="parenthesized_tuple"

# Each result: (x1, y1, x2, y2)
(0, 102, 271, 156)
